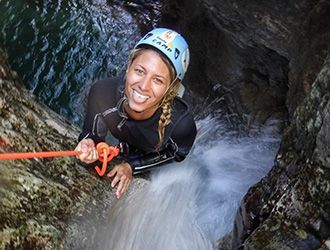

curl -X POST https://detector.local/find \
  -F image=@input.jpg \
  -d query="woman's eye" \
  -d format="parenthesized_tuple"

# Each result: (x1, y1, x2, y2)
(154, 78, 163, 85)
(134, 68, 144, 75)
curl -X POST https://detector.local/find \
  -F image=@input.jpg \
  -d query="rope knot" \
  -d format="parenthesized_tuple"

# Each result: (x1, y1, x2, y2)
(94, 142, 120, 176)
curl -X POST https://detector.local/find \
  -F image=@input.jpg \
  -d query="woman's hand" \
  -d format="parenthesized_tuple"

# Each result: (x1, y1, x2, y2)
(107, 163, 133, 199)
(75, 138, 99, 164)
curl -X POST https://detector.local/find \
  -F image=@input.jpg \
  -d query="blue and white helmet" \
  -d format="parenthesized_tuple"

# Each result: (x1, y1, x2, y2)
(135, 28, 190, 82)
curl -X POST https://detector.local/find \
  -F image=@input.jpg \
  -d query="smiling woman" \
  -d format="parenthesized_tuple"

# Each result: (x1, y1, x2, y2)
(75, 28, 197, 199)
(125, 49, 172, 119)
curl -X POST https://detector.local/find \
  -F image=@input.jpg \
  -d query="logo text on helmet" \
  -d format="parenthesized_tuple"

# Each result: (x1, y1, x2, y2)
(152, 38, 173, 53)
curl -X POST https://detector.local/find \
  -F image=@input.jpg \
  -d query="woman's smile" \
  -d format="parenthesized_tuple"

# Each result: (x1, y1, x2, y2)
(125, 49, 172, 119)
(132, 89, 150, 103)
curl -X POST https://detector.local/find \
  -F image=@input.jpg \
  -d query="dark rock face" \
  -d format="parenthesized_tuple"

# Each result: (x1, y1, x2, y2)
(122, 0, 162, 33)
(160, 0, 330, 248)
(161, 0, 329, 129)
(232, 51, 330, 249)
(0, 48, 148, 249)
(161, 0, 291, 130)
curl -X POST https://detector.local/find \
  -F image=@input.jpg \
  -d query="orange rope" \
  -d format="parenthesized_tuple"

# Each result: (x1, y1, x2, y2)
(0, 142, 120, 177)
(0, 150, 80, 160)
(95, 142, 120, 176)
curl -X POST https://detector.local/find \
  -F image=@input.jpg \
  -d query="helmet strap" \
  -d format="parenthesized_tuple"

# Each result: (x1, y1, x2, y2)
(157, 76, 179, 108)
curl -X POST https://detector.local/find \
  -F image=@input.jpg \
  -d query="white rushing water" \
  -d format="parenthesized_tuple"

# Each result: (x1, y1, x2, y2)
(96, 116, 280, 250)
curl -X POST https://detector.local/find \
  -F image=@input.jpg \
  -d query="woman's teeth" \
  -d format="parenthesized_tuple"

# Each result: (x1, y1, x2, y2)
(133, 90, 150, 100)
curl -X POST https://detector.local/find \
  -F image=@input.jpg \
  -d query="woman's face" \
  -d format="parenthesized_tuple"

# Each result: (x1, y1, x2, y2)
(125, 49, 172, 119)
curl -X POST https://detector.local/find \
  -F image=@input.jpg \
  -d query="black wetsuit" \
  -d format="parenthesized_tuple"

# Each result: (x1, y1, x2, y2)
(79, 77, 197, 174)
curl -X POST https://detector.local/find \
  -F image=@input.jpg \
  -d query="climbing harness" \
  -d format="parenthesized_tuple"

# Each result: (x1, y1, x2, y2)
(0, 142, 119, 177)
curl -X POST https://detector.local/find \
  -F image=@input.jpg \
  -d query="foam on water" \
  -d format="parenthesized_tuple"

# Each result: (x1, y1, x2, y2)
(96, 116, 280, 249)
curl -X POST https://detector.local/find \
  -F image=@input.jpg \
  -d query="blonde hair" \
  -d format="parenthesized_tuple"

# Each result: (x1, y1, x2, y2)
(127, 48, 180, 149)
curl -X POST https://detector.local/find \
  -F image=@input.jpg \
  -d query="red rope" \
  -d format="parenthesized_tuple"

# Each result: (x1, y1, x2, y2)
(0, 150, 81, 160)
(0, 142, 120, 176)
(95, 142, 120, 176)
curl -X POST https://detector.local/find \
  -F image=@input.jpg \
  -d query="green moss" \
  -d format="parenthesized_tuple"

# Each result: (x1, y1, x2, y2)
(295, 228, 308, 240)
(0, 220, 62, 250)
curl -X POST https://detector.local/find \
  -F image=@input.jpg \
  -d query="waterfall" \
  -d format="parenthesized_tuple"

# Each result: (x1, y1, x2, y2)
(1, 2, 281, 248)
(94, 116, 280, 249)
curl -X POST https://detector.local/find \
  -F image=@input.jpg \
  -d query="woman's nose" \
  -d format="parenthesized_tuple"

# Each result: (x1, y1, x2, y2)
(138, 76, 152, 90)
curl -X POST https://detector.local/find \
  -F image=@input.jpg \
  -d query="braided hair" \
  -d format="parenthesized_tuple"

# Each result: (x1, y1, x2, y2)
(156, 79, 180, 149)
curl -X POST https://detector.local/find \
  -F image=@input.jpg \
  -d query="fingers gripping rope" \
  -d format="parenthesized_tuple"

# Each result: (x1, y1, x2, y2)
(95, 142, 120, 176)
